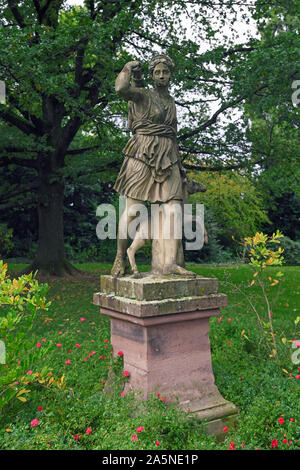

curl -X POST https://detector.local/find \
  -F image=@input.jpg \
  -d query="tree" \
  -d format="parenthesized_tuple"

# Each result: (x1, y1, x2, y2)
(189, 170, 270, 249)
(0, 0, 149, 274)
(0, 0, 299, 274)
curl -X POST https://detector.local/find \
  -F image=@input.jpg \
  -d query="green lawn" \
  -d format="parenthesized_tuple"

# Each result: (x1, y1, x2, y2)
(0, 263, 299, 450)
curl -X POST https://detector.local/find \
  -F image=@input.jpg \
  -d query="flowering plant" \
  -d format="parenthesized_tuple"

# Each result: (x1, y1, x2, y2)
(0, 261, 51, 410)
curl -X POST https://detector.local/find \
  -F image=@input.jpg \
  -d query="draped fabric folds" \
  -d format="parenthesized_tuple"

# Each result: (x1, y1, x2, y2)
(113, 89, 183, 203)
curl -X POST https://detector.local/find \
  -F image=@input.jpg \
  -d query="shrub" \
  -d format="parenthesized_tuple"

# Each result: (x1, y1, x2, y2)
(0, 261, 51, 410)
(0, 223, 14, 258)
(280, 237, 300, 266)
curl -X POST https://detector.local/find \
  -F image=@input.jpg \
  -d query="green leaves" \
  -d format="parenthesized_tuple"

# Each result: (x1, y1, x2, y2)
(0, 260, 51, 411)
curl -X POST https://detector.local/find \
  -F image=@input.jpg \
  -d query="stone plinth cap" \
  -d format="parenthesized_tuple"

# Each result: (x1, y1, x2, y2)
(93, 291, 227, 318)
(100, 274, 218, 301)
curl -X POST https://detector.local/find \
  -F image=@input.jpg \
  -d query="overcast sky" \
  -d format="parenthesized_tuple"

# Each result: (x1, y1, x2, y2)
(65, 0, 258, 46)
(64, 0, 259, 133)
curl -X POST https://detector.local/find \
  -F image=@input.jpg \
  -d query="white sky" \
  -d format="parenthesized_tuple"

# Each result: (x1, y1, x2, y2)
(65, 0, 258, 45)
(65, 0, 259, 141)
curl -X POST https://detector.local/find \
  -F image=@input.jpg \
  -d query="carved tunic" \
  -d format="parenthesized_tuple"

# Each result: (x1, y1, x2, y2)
(113, 89, 183, 203)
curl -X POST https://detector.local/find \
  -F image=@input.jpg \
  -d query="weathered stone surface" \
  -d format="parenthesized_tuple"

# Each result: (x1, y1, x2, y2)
(100, 274, 218, 301)
(94, 291, 227, 318)
(93, 275, 238, 438)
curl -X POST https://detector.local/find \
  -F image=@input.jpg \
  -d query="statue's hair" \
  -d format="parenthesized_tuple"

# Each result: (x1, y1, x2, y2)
(149, 54, 175, 74)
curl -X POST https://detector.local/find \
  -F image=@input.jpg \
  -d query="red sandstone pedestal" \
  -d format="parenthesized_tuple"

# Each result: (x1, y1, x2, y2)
(93, 274, 238, 438)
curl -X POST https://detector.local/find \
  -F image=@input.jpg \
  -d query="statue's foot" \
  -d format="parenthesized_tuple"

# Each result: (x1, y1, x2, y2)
(124, 256, 131, 275)
(127, 247, 138, 276)
(111, 253, 126, 277)
(131, 272, 142, 279)
(163, 264, 196, 277)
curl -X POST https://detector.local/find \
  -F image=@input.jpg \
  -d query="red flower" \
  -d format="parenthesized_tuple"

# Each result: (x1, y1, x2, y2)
(123, 370, 130, 377)
(271, 439, 278, 448)
(155, 440, 160, 446)
(282, 439, 288, 444)
(86, 427, 92, 435)
(74, 434, 79, 441)
(118, 350, 124, 357)
(228, 340, 231, 345)
(223, 426, 228, 432)
(278, 417, 285, 424)
(31, 419, 39, 427)
(161, 397, 166, 402)
(136, 426, 145, 433)
(104, 339, 109, 343)
(131, 433, 138, 441)
(290, 418, 295, 422)
(228, 442, 235, 450)
(56, 343, 62, 348)
(36, 342, 41, 348)
(65, 359, 71, 364)
(80, 318, 86, 322)
(38, 406, 43, 412)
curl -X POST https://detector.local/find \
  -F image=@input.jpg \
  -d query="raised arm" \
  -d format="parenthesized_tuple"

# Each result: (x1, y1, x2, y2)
(115, 61, 145, 102)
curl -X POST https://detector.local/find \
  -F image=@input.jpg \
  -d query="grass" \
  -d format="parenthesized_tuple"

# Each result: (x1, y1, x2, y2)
(0, 262, 299, 450)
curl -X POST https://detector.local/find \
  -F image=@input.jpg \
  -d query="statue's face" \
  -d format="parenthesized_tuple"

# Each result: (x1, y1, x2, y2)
(153, 62, 171, 87)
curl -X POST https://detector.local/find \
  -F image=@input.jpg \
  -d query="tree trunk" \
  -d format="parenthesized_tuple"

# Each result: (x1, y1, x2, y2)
(25, 174, 79, 276)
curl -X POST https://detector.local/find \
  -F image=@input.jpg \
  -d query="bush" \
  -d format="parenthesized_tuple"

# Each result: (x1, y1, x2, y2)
(184, 207, 235, 264)
(280, 237, 300, 265)
(0, 261, 51, 410)
(0, 223, 14, 258)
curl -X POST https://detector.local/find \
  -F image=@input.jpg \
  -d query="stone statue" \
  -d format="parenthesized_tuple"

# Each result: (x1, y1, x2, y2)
(127, 176, 208, 277)
(111, 54, 201, 278)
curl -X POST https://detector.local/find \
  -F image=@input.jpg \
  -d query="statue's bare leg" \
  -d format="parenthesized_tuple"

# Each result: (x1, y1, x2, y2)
(111, 196, 144, 277)
(127, 238, 146, 278)
(162, 200, 196, 277)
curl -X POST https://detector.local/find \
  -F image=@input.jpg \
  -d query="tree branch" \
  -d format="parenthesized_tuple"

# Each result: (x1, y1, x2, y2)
(66, 145, 99, 155)
(183, 156, 264, 172)
(178, 96, 245, 141)
(8, 0, 26, 28)
(0, 195, 36, 211)
(0, 181, 39, 203)
(0, 155, 39, 169)
(32, 0, 43, 23)
(0, 108, 41, 137)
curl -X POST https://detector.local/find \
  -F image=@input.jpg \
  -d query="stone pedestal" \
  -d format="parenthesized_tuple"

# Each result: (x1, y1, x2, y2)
(93, 274, 238, 438)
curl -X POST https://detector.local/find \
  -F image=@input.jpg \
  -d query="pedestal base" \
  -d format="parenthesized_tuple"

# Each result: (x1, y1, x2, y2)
(93, 274, 238, 437)
(184, 395, 238, 441)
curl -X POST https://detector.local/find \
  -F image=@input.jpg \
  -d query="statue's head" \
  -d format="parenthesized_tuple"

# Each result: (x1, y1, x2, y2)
(149, 54, 174, 87)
